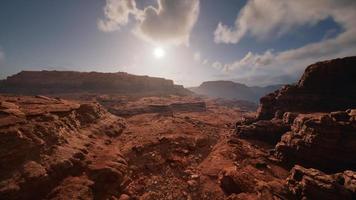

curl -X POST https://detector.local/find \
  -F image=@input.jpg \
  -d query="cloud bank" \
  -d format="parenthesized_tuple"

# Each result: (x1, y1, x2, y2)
(98, 0, 200, 45)
(212, 0, 356, 85)
(214, 0, 356, 44)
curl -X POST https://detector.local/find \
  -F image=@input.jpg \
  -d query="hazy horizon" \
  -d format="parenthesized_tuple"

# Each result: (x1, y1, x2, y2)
(0, 69, 290, 88)
(1, 0, 355, 87)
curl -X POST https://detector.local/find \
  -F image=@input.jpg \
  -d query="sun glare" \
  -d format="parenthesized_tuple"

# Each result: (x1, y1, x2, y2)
(153, 47, 165, 59)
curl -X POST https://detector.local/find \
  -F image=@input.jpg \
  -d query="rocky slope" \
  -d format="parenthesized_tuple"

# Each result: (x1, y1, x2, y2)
(189, 81, 281, 103)
(0, 95, 128, 200)
(235, 56, 356, 199)
(1, 94, 299, 200)
(0, 71, 191, 96)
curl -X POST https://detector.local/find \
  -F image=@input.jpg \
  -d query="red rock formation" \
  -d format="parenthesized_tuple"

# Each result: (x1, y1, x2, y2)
(235, 119, 290, 144)
(286, 165, 356, 200)
(1, 56, 355, 199)
(257, 56, 356, 120)
(0, 71, 191, 96)
(0, 95, 127, 200)
(275, 110, 356, 172)
(235, 56, 356, 173)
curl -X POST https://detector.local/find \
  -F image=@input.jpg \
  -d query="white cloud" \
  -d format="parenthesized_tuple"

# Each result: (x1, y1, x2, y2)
(212, 61, 223, 70)
(194, 52, 213, 66)
(214, 0, 356, 44)
(98, 0, 200, 46)
(202, 59, 209, 65)
(98, 0, 138, 32)
(194, 52, 201, 62)
(223, 50, 275, 71)
(211, 0, 356, 85)
(212, 32, 356, 85)
(135, 0, 199, 45)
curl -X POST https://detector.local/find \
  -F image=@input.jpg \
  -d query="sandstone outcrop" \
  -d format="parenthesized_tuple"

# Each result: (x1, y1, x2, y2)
(257, 56, 356, 120)
(0, 71, 191, 96)
(0, 95, 128, 200)
(286, 165, 356, 200)
(235, 119, 290, 144)
(234, 57, 356, 173)
(275, 111, 356, 172)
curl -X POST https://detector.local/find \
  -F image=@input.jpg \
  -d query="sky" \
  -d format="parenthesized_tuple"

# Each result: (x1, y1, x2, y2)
(0, 0, 355, 87)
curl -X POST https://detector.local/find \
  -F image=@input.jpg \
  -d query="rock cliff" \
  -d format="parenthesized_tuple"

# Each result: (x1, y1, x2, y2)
(234, 56, 356, 198)
(0, 71, 191, 96)
(257, 56, 356, 120)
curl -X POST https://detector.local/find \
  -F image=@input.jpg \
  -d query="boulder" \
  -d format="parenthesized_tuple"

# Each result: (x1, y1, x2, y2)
(235, 119, 290, 144)
(286, 165, 356, 200)
(275, 112, 356, 172)
(46, 176, 94, 200)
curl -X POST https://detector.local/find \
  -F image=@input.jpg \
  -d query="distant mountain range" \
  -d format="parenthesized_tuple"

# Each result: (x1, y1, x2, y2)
(189, 81, 282, 102)
(0, 71, 192, 96)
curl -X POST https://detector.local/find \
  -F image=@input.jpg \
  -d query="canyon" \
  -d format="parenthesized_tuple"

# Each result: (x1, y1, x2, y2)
(0, 56, 355, 200)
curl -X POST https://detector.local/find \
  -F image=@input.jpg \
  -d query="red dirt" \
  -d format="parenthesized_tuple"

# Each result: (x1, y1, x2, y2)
(0, 95, 289, 200)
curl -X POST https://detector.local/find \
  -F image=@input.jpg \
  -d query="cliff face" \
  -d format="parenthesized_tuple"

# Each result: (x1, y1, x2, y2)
(0, 71, 191, 96)
(234, 56, 356, 199)
(189, 80, 281, 103)
(257, 56, 356, 120)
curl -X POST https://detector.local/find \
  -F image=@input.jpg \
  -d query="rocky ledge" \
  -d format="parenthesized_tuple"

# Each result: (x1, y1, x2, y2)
(234, 56, 356, 199)
(276, 110, 356, 172)
(287, 165, 356, 200)
(0, 95, 127, 200)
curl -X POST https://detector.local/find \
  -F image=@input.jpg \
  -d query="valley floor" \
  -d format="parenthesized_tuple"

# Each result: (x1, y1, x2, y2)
(111, 98, 289, 199)
(0, 95, 334, 200)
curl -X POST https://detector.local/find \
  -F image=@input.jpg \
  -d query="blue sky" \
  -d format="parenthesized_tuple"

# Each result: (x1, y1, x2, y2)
(0, 0, 355, 86)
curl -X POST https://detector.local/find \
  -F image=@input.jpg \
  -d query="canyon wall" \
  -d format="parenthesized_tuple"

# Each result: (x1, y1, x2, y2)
(0, 71, 191, 96)
(235, 56, 356, 199)
(257, 56, 356, 120)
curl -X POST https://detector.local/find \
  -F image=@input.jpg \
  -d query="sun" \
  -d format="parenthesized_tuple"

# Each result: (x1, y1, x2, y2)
(153, 47, 165, 58)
